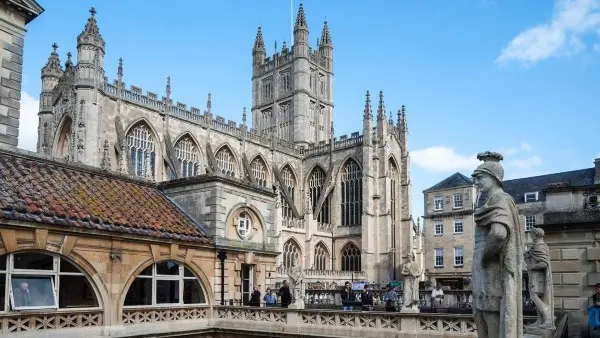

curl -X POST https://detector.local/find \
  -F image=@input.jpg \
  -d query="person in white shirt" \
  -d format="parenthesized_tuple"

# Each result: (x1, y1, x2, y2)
(430, 284, 444, 312)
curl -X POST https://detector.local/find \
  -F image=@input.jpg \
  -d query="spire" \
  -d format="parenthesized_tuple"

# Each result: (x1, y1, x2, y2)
(206, 93, 212, 114)
(320, 21, 332, 46)
(399, 105, 408, 133)
(377, 90, 386, 120)
(117, 58, 123, 79)
(253, 25, 265, 51)
(77, 7, 105, 50)
(165, 76, 171, 99)
(42, 42, 62, 77)
(242, 107, 247, 125)
(295, 3, 308, 30)
(388, 110, 393, 126)
(65, 52, 73, 69)
(363, 90, 372, 120)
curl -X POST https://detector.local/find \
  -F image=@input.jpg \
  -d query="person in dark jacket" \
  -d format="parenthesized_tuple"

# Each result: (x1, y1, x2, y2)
(279, 280, 292, 308)
(248, 286, 261, 306)
(341, 281, 355, 310)
(361, 284, 373, 311)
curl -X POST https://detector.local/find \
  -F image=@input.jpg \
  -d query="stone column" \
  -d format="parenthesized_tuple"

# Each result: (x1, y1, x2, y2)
(0, 2, 42, 147)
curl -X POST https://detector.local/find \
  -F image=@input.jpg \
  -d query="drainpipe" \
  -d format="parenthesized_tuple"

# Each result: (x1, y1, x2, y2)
(217, 250, 227, 305)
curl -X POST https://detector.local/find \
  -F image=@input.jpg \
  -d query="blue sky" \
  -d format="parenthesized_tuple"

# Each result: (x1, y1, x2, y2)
(19, 0, 599, 220)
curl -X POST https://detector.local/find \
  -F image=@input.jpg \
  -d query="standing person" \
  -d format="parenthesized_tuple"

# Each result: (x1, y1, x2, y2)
(279, 280, 292, 308)
(248, 286, 261, 307)
(263, 287, 276, 307)
(384, 285, 398, 312)
(431, 284, 444, 312)
(361, 284, 373, 311)
(589, 284, 600, 336)
(12, 281, 32, 308)
(341, 281, 355, 311)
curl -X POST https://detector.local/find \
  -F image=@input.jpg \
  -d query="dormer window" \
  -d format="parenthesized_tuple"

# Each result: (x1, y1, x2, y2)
(524, 192, 539, 203)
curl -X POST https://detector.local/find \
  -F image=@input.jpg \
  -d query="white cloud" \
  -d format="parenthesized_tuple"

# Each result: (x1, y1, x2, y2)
(511, 155, 544, 170)
(496, 0, 600, 65)
(503, 142, 533, 156)
(17, 92, 39, 152)
(411, 146, 479, 172)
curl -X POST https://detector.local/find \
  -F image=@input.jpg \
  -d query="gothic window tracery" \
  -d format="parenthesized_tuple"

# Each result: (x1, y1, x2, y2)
(126, 123, 156, 179)
(283, 239, 301, 269)
(341, 159, 362, 226)
(250, 156, 268, 187)
(309, 166, 330, 224)
(281, 71, 291, 92)
(174, 135, 200, 178)
(341, 242, 361, 272)
(314, 242, 329, 271)
(56, 117, 72, 160)
(281, 165, 296, 219)
(215, 146, 236, 177)
(389, 159, 398, 223)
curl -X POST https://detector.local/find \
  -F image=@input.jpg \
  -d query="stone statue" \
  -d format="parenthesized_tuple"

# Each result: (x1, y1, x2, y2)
(401, 252, 422, 311)
(305, 191, 312, 215)
(288, 256, 305, 308)
(471, 151, 523, 338)
(274, 183, 281, 208)
(524, 227, 555, 330)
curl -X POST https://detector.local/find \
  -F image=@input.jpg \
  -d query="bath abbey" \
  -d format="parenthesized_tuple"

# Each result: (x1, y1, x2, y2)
(34, 2, 416, 295)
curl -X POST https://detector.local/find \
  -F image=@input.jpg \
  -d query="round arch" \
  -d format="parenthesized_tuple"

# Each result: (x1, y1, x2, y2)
(0, 249, 108, 313)
(118, 257, 214, 313)
(224, 203, 269, 243)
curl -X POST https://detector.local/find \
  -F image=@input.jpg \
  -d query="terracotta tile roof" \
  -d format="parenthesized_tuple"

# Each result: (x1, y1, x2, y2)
(0, 150, 211, 244)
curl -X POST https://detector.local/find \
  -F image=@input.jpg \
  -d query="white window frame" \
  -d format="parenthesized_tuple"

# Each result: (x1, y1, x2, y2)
(453, 219, 464, 234)
(241, 264, 254, 305)
(434, 196, 443, 211)
(236, 214, 252, 239)
(525, 215, 536, 232)
(453, 193, 463, 209)
(434, 222, 444, 236)
(123, 262, 207, 308)
(524, 192, 539, 202)
(1, 253, 100, 312)
(434, 248, 444, 267)
(454, 247, 464, 267)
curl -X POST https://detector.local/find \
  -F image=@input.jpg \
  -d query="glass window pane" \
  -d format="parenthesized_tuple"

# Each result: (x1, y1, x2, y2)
(124, 278, 152, 306)
(139, 265, 153, 276)
(156, 280, 179, 304)
(156, 261, 179, 276)
(183, 279, 205, 304)
(13, 253, 54, 270)
(0, 255, 6, 271)
(11, 275, 56, 309)
(60, 259, 81, 273)
(0, 273, 5, 310)
(59, 275, 98, 308)
(184, 267, 194, 278)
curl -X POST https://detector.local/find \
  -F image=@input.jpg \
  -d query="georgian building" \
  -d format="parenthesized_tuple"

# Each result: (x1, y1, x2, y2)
(422, 157, 600, 337)
(34, 4, 416, 289)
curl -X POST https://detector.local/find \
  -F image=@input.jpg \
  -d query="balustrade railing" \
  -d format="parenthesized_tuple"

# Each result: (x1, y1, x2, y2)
(0, 309, 103, 334)
(282, 217, 304, 229)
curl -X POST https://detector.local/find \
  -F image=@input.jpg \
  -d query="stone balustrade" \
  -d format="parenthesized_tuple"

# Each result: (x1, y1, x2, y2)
(274, 267, 367, 282)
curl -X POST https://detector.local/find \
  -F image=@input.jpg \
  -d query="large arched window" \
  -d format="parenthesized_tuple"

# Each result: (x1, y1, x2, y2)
(281, 165, 297, 218)
(389, 159, 398, 223)
(282, 239, 301, 269)
(250, 156, 268, 187)
(174, 135, 201, 178)
(341, 159, 362, 226)
(56, 117, 72, 159)
(215, 146, 237, 177)
(124, 261, 207, 307)
(126, 122, 156, 179)
(0, 252, 99, 311)
(313, 242, 329, 271)
(309, 166, 330, 225)
(340, 243, 361, 272)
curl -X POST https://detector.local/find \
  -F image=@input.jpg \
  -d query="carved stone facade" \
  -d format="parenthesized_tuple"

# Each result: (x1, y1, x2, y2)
(35, 5, 414, 286)
(0, 0, 43, 147)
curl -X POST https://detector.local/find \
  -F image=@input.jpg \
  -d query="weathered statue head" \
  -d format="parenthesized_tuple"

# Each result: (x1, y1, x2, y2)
(472, 151, 504, 193)
(530, 227, 544, 240)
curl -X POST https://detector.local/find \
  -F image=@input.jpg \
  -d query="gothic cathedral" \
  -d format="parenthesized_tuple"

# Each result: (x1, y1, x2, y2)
(36, 4, 416, 287)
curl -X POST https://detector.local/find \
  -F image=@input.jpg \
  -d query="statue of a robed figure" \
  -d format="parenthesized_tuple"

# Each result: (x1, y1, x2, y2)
(524, 227, 555, 330)
(288, 257, 305, 309)
(471, 152, 524, 338)
(401, 252, 422, 312)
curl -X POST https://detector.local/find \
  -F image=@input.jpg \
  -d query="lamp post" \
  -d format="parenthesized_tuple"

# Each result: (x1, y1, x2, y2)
(217, 250, 227, 305)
